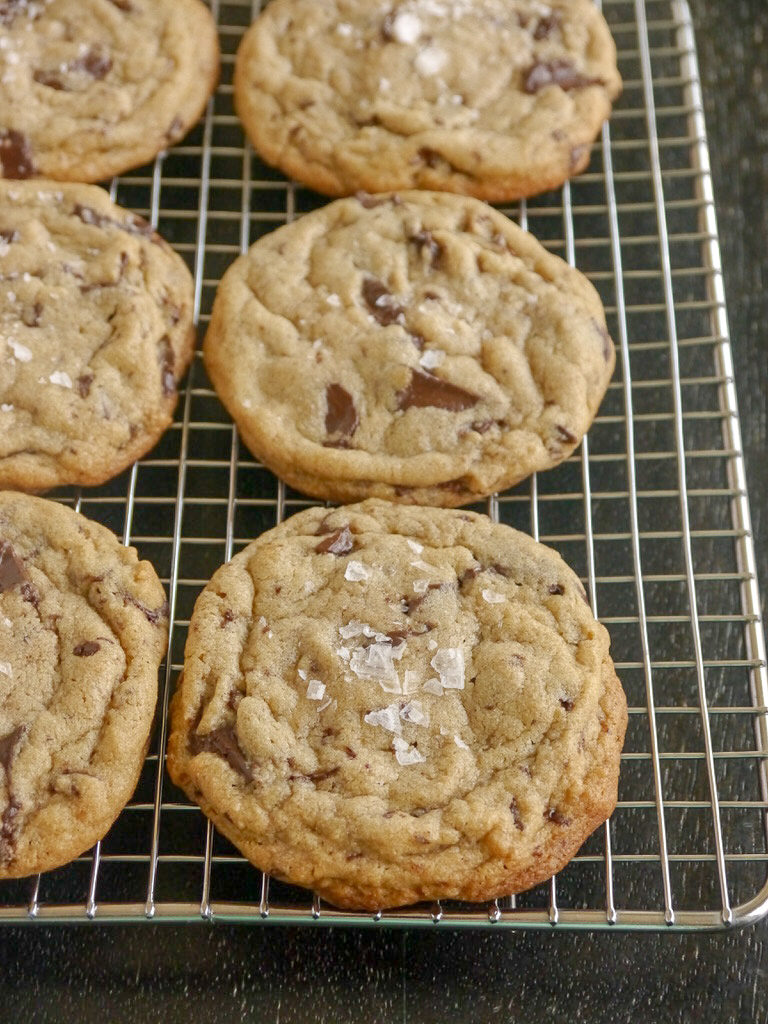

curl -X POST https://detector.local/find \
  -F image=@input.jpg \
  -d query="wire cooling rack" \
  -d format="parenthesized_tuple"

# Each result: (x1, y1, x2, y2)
(1, 0, 766, 930)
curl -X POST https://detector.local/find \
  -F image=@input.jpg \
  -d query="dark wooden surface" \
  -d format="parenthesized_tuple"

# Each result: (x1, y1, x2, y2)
(3, 1, 767, 1019)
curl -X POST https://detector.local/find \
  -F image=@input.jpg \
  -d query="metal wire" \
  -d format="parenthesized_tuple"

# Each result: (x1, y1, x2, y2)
(1, 0, 767, 929)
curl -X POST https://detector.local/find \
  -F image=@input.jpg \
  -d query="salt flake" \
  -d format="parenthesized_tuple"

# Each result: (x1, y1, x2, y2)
(454, 735, 470, 750)
(403, 669, 421, 694)
(422, 678, 444, 696)
(364, 703, 402, 734)
(419, 349, 445, 370)
(430, 648, 465, 690)
(389, 11, 421, 44)
(49, 370, 72, 390)
(0, 403, 13, 413)
(393, 736, 426, 765)
(0, 662, 11, 677)
(414, 45, 447, 76)
(306, 679, 326, 701)
(482, 589, 505, 605)
(413, 579, 430, 594)
(350, 642, 401, 693)
(406, 539, 423, 554)
(8, 339, 32, 362)
(345, 560, 371, 582)
(400, 700, 429, 727)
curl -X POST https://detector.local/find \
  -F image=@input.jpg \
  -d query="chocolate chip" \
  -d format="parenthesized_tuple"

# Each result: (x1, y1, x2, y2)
(76, 373, 94, 398)
(0, 541, 27, 592)
(189, 726, 253, 781)
(405, 583, 442, 614)
(560, 697, 574, 712)
(491, 564, 513, 579)
(74, 204, 156, 239)
(0, 130, 36, 179)
(381, 10, 397, 40)
(20, 582, 39, 608)
(306, 767, 339, 783)
(361, 277, 404, 326)
(73, 641, 100, 657)
(73, 49, 112, 80)
(0, 726, 26, 774)
(21, 301, 41, 328)
(548, 583, 565, 595)
(123, 594, 169, 625)
(107, 0, 133, 9)
(555, 425, 576, 445)
(0, 228, 18, 243)
(396, 369, 478, 412)
(458, 565, 481, 586)
(159, 336, 175, 397)
(545, 807, 570, 825)
(355, 191, 389, 208)
(33, 69, 66, 90)
(344, 746, 357, 759)
(410, 230, 443, 268)
(533, 13, 559, 39)
(592, 318, 613, 361)
(419, 147, 443, 169)
(315, 525, 355, 556)
(325, 383, 359, 439)
(524, 60, 602, 94)
(221, 609, 235, 627)
(467, 419, 500, 435)
(509, 797, 524, 831)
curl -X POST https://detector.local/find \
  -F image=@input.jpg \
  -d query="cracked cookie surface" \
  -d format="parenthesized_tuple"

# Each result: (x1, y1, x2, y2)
(0, 491, 168, 878)
(204, 190, 615, 506)
(0, 0, 220, 183)
(234, 0, 621, 200)
(0, 180, 195, 491)
(168, 499, 626, 910)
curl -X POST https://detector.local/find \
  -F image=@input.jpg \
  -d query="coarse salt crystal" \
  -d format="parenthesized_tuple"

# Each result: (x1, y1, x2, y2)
(413, 579, 430, 594)
(298, 668, 308, 680)
(393, 736, 426, 765)
(325, 293, 341, 307)
(306, 679, 326, 701)
(317, 695, 335, 713)
(0, 662, 11, 677)
(8, 339, 32, 362)
(336, 647, 351, 662)
(482, 589, 505, 604)
(410, 559, 438, 573)
(454, 735, 470, 750)
(350, 642, 401, 692)
(0, 404, 12, 412)
(422, 678, 443, 696)
(379, 77, 391, 91)
(389, 11, 421, 44)
(403, 669, 421, 694)
(428, 638, 438, 650)
(49, 371, 72, 389)
(400, 700, 429, 727)
(414, 45, 447, 76)
(406, 539, 423, 554)
(364, 703, 402, 734)
(430, 648, 465, 690)
(345, 560, 370, 582)
(419, 349, 445, 370)
(242, 398, 253, 409)
(336, 22, 353, 35)
(257, 615, 268, 629)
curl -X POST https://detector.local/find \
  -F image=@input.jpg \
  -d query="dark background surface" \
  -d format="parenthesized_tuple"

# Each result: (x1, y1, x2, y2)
(3, 0, 768, 1020)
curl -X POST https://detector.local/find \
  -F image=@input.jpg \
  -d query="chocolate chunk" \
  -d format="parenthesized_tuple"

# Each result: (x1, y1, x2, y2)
(0, 726, 26, 774)
(74, 204, 155, 239)
(419, 147, 443, 169)
(107, 0, 133, 9)
(21, 301, 42, 328)
(344, 746, 357, 759)
(491, 564, 513, 579)
(325, 383, 359, 439)
(533, 13, 559, 39)
(509, 797, 524, 831)
(381, 11, 397, 40)
(76, 373, 94, 398)
(315, 525, 355, 556)
(159, 336, 175, 397)
(555, 425, 576, 444)
(123, 594, 169, 625)
(570, 144, 589, 171)
(189, 726, 253, 781)
(73, 49, 112, 80)
(73, 641, 100, 657)
(396, 369, 478, 412)
(221, 609, 236, 627)
(545, 807, 570, 825)
(361, 278, 404, 326)
(20, 582, 39, 608)
(0, 0, 30, 25)
(410, 230, 443, 268)
(0, 130, 36, 179)
(408, 331, 426, 351)
(355, 191, 389, 209)
(548, 583, 565, 595)
(523, 60, 602, 94)
(467, 419, 500, 435)
(33, 69, 67, 90)
(458, 565, 481, 586)
(74, 204, 110, 229)
(405, 583, 442, 614)
(559, 697, 574, 712)
(592, 318, 613, 361)
(307, 767, 339, 783)
(0, 228, 18, 243)
(0, 541, 27, 592)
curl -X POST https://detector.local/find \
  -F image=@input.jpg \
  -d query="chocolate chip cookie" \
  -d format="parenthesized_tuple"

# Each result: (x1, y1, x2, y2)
(234, 0, 621, 200)
(204, 190, 615, 507)
(0, 0, 220, 183)
(0, 491, 168, 878)
(167, 499, 626, 910)
(0, 180, 195, 492)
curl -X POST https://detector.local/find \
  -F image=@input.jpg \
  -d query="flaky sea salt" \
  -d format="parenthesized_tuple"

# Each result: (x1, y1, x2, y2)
(454, 735, 470, 750)
(430, 648, 465, 690)
(482, 589, 505, 604)
(388, 10, 421, 44)
(0, 404, 13, 413)
(8, 339, 32, 362)
(392, 736, 426, 765)
(306, 679, 326, 701)
(406, 539, 423, 554)
(336, 22, 353, 35)
(422, 678, 443, 696)
(419, 349, 445, 370)
(403, 669, 421, 694)
(400, 700, 429, 727)
(414, 45, 447, 76)
(413, 579, 430, 594)
(350, 642, 401, 693)
(0, 662, 11, 677)
(345, 560, 371, 582)
(325, 293, 341, 307)
(428, 638, 438, 651)
(336, 647, 351, 662)
(364, 703, 402, 734)
(298, 668, 308, 680)
(48, 370, 72, 388)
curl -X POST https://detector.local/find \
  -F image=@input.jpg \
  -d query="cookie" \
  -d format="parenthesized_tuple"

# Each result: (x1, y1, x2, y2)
(0, 491, 168, 879)
(204, 190, 615, 507)
(0, 0, 220, 183)
(234, 0, 621, 200)
(0, 180, 196, 492)
(167, 499, 626, 910)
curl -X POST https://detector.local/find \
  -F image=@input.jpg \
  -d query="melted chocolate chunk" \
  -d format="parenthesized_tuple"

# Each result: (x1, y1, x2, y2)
(221, 609, 235, 627)
(76, 373, 94, 398)
(592, 318, 613, 361)
(33, 69, 66, 90)
(0, 725, 26, 773)
(545, 807, 570, 825)
(559, 697, 574, 712)
(361, 278, 404, 325)
(419, 147, 443, 169)
(74, 49, 112, 80)
(123, 594, 169, 625)
(570, 144, 589, 172)
(0, 228, 18, 243)
(73, 641, 100, 657)
(189, 726, 253, 781)
(315, 525, 355, 556)
(396, 369, 478, 412)
(73, 204, 155, 239)
(0, 541, 26, 592)
(107, 0, 134, 9)
(21, 301, 42, 328)
(533, 13, 559, 39)
(548, 583, 565, 595)
(306, 767, 339, 783)
(555, 425, 576, 445)
(325, 383, 359, 439)
(524, 60, 602, 94)
(355, 191, 389, 209)
(0, 129, 36, 179)
(344, 746, 357, 759)
(404, 583, 443, 614)
(509, 797, 524, 831)
(458, 565, 481, 586)
(410, 230, 443, 268)
(159, 336, 175, 397)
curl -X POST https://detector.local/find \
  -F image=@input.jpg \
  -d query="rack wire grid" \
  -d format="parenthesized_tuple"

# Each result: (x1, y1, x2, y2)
(1, 0, 766, 931)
